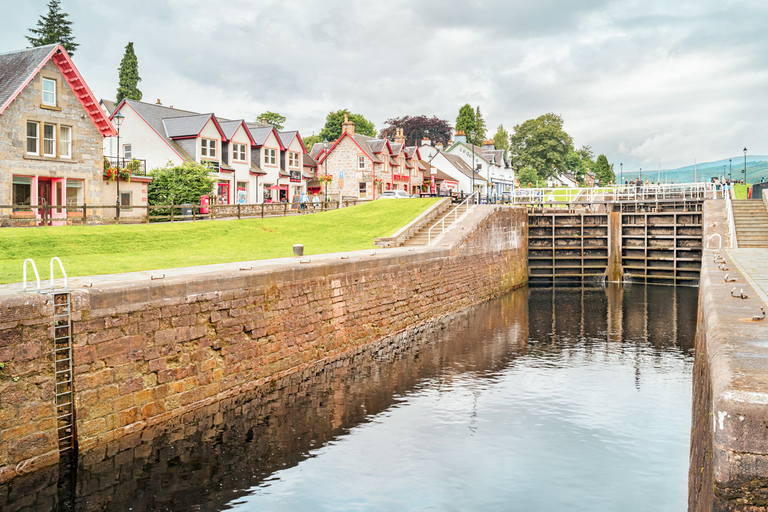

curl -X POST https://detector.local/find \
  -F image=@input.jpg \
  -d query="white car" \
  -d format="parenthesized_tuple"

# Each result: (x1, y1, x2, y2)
(379, 190, 411, 199)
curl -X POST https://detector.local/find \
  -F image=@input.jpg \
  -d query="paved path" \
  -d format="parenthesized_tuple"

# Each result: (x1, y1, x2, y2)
(727, 248, 768, 306)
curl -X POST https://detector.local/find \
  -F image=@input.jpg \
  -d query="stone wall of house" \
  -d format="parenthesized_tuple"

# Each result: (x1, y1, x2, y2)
(0, 60, 104, 207)
(325, 137, 368, 199)
(0, 206, 528, 483)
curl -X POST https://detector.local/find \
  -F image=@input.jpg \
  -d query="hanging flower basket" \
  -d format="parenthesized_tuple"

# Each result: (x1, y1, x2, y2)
(318, 174, 333, 184)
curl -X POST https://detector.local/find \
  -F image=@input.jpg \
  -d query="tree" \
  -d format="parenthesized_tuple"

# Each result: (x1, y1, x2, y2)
(116, 42, 142, 102)
(508, 113, 574, 180)
(474, 106, 487, 145)
(518, 166, 540, 188)
(258, 111, 286, 131)
(303, 134, 322, 152)
(26, 0, 78, 55)
(493, 124, 510, 152)
(318, 109, 375, 141)
(378, 115, 453, 146)
(148, 161, 216, 206)
(454, 104, 486, 146)
(594, 154, 615, 184)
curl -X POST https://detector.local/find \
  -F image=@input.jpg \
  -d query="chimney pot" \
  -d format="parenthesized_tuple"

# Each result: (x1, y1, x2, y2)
(156, 99, 162, 105)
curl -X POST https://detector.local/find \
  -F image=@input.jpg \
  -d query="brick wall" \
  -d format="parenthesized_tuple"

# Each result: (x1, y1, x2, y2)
(0, 206, 527, 482)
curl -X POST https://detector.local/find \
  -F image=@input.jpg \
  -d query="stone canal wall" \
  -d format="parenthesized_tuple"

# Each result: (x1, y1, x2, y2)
(689, 199, 768, 511)
(0, 205, 528, 483)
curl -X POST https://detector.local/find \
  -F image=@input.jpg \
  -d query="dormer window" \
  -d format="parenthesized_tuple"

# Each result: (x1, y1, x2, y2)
(264, 148, 276, 166)
(42, 78, 56, 106)
(289, 151, 300, 168)
(201, 138, 217, 158)
(232, 143, 246, 162)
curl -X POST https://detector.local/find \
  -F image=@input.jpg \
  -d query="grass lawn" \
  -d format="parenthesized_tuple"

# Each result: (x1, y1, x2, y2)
(0, 198, 439, 284)
(733, 184, 752, 199)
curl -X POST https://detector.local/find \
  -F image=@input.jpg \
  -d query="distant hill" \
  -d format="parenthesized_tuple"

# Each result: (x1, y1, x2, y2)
(619, 156, 768, 184)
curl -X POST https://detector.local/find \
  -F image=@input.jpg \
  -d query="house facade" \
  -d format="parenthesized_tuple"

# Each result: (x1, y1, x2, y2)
(0, 44, 116, 225)
(419, 141, 486, 196)
(446, 134, 515, 196)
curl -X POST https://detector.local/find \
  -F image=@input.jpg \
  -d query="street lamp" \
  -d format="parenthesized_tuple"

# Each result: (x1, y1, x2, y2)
(488, 155, 494, 202)
(620, 163, 623, 185)
(323, 139, 329, 202)
(113, 111, 124, 221)
(729, 159, 732, 182)
(470, 130, 476, 202)
(743, 147, 748, 182)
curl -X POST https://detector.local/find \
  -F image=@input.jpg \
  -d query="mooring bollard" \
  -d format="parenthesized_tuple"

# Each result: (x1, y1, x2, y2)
(293, 244, 304, 256)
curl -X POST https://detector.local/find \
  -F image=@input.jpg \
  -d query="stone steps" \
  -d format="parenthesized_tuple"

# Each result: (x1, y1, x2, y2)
(732, 199, 768, 247)
(402, 204, 464, 246)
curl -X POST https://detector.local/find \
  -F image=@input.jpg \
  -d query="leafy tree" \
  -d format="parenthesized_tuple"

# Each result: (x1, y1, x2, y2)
(518, 166, 540, 188)
(303, 134, 322, 152)
(493, 124, 510, 152)
(594, 154, 615, 184)
(508, 113, 574, 180)
(258, 111, 286, 131)
(116, 42, 142, 102)
(148, 161, 216, 205)
(318, 109, 375, 141)
(26, 0, 78, 55)
(454, 104, 485, 146)
(378, 115, 453, 146)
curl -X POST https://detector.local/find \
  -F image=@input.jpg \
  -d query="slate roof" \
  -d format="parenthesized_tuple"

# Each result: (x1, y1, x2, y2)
(443, 152, 487, 182)
(219, 119, 246, 141)
(303, 153, 317, 167)
(309, 144, 326, 160)
(162, 114, 213, 138)
(367, 139, 387, 153)
(246, 124, 275, 146)
(390, 143, 403, 156)
(484, 149, 505, 165)
(349, 133, 381, 163)
(120, 99, 201, 160)
(0, 44, 58, 113)
(250, 163, 266, 175)
(277, 130, 299, 149)
(101, 98, 116, 115)
(404, 146, 418, 158)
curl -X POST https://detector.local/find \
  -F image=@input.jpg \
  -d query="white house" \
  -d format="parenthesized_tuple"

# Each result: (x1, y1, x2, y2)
(446, 134, 515, 195)
(419, 141, 486, 195)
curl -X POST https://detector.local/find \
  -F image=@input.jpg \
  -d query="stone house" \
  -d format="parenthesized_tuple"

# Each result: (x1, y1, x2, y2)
(0, 44, 116, 225)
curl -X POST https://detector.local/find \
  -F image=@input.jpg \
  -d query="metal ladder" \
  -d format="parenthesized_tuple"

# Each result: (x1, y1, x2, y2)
(53, 291, 75, 454)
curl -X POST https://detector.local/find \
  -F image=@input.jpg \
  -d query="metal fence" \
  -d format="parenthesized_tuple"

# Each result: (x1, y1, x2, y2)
(0, 199, 365, 227)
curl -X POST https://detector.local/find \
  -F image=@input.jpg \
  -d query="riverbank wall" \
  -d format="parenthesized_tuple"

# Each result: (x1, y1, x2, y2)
(690, 199, 768, 511)
(0, 205, 527, 483)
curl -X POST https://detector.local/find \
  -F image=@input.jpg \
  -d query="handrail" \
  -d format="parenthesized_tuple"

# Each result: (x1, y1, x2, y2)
(49, 257, 68, 290)
(724, 183, 738, 248)
(23, 259, 41, 293)
(428, 191, 479, 245)
(706, 233, 722, 250)
(510, 181, 716, 205)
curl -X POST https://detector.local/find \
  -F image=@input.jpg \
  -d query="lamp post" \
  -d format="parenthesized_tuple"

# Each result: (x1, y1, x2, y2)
(323, 139, 329, 202)
(469, 130, 476, 202)
(113, 111, 124, 221)
(743, 147, 748, 183)
(729, 159, 732, 182)
(620, 163, 623, 185)
(488, 155, 494, 202)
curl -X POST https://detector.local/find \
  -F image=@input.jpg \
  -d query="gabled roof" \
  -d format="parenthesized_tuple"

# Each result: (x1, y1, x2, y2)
(303, 153, 317, 167)
(390, 143, 403, 156)
(277, 130, 307, 153)
(367, 139, 388, 153)
(447, 141, 491, 165)
(309, 144, 326, 160)
(218, 119, 256, 145)
(245, 124, 285, 149)
(404, 146, 421, 160)
(317, 131, 382, 164)
(112, 99, 197, 161)
(442, 152, 487, 182)
(0, 44, 115, 136)
(163, 113, 215, 138)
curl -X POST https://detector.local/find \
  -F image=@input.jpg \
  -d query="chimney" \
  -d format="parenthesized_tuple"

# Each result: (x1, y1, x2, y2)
(156, 99, 162, 105)
(454, 130, 466, 144)
(341, 113, 355, 136)
(482, 139, 495, 150)
(436, 142, 444, 151)
(261, 118, 269, 125)
(421, 137, 430, 147)
(394, 127, 405, 146)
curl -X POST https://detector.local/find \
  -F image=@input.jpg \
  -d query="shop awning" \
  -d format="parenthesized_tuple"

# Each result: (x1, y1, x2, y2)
(266, 185, 289, 191)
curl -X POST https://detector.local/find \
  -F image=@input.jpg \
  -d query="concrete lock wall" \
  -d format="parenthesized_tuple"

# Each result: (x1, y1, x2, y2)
(0, 205, 528, 483)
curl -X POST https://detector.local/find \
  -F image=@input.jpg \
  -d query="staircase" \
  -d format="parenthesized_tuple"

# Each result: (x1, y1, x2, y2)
(402, 203, 465, 247)
(732, 199, 768, 247)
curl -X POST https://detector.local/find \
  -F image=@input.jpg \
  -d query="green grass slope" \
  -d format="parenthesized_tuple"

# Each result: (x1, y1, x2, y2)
(0, 198, 439, 284)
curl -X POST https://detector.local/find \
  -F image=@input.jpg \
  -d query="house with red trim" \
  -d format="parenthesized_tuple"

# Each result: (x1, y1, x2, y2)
(0, 43, 126, 225)
(314, 117, 430, 200)
(102, 100, 309, 204)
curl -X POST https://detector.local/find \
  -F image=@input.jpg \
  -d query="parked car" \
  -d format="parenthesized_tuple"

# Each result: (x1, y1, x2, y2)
(379, 190, 411, 199)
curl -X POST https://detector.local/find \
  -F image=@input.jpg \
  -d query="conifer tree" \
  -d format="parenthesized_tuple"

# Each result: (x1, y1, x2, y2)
(455, 104, 475, 141)
(474, 106, 487, 145)
(26, 0, 78, 55)
(116, 42, 142, 102)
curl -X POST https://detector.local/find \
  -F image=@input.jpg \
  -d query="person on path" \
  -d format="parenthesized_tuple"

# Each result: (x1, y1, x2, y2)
(300, 192, 309, 213)
(312, 193, 320, 210)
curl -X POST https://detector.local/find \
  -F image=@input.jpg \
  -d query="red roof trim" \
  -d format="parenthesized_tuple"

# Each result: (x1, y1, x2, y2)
(111, 100, 186, 161)
(199, 116, 227, 141)
(317, 132, 376, 165)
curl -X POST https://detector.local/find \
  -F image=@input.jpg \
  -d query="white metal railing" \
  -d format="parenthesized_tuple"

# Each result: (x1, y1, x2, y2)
(428, 191, 479, 244)
(23, 259, 41, 292)
(724, 183, 737, 248)
(511, 182, 718, 205)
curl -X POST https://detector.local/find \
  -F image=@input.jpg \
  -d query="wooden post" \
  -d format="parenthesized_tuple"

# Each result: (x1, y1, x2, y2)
(115, 205, 119, 225)
(170, 202, 174, 223)
(82, 202, 87, 226)
(146, 205, 150, 223)
(192, 205, 197, 222)
(210, 205, 214, 222)
(237, 204, 241, 220)
(283, 203, 287, 216)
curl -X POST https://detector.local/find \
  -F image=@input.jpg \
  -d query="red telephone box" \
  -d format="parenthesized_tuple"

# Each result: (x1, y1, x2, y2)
(200, 195, 210, 214)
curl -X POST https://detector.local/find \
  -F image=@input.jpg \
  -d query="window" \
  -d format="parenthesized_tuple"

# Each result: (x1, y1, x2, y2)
(289, 151, 300, 168)
(358, 156, 365, 169)
(232, 143, 246, 162)
(60, 126, 71, 158)
(359, 181, 368, 199)
(43, 123, 56, 157)
(264, 148, 276, 166)
(201, 138, 217, 158)
(120, 191, 132, 211)
(42, 78, 56, 106)
(123, 144, 132, 159)
(66, 180, 83, 207)
(236, 181, 247, 204)
(26, 122, 39, 155)
(12, 176, 33, 207)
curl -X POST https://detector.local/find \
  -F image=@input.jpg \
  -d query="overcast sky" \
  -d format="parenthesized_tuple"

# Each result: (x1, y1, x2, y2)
(3, 0, 767, 170)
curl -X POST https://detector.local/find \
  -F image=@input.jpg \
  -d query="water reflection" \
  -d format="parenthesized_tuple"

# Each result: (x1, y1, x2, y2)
(0, 285, 696, 512)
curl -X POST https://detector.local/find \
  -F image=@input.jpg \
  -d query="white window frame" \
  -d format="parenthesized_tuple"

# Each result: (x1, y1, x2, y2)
(42, 78, 56, 106)
(60, 126, 72, 159)
(232, 143, 247, 162)
(43, 123, 56, 157)
(123, 144, 132, 159)
(26, 121, 39, 155)
(289, 151, 299, 168)
(359, 181, 368, 199)
(358, 156, 366, 169)
(66, 179, 83, 207)
(201, 138, 217, 158)
(264, 148, 276, 166)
